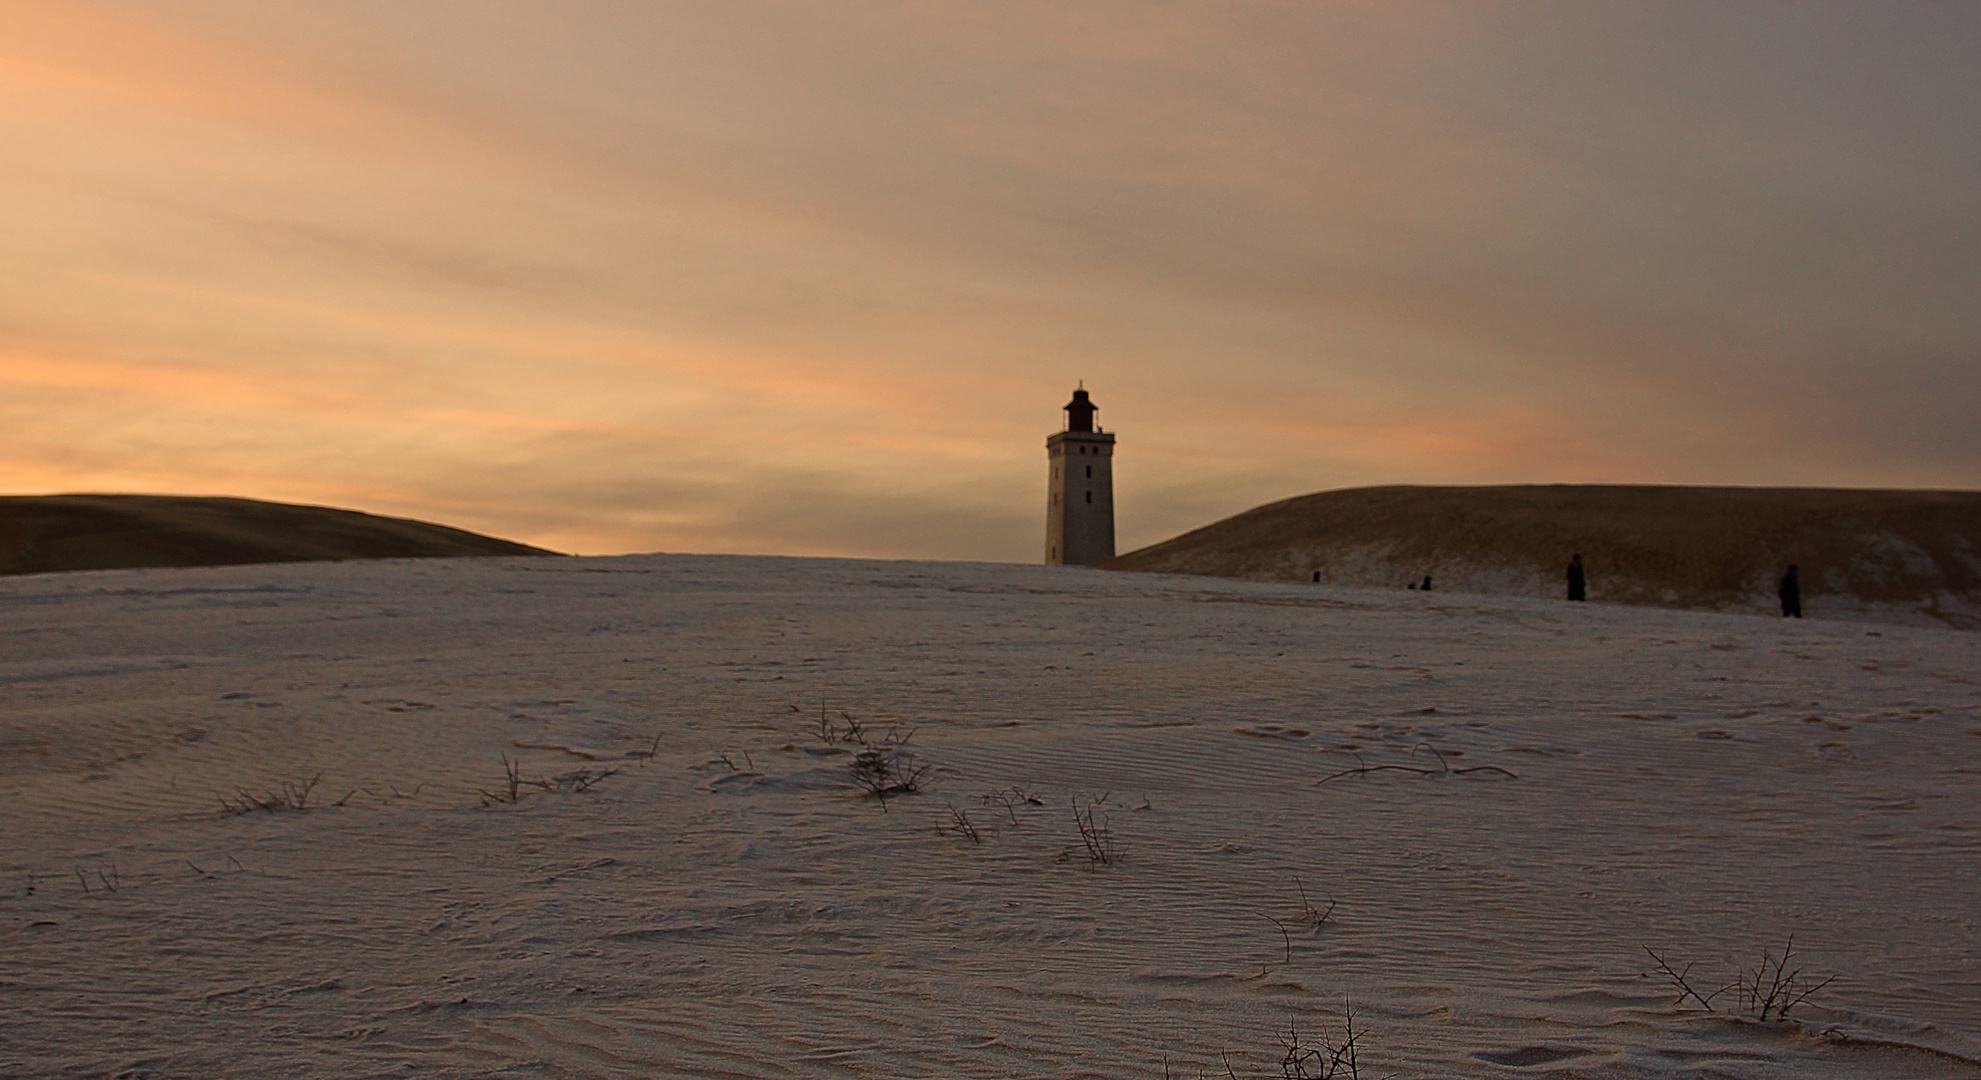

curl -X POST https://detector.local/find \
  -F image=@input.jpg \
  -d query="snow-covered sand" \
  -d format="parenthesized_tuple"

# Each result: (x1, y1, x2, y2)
(2, 554, 1976, 1078)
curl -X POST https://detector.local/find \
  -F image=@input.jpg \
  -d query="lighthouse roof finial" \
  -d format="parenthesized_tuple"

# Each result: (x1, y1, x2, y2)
(1063, 384, 1097, 432)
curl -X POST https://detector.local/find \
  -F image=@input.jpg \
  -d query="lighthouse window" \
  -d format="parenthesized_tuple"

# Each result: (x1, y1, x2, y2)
(1085, 491, 1092, 504)
(1085, 465, 1092, 478)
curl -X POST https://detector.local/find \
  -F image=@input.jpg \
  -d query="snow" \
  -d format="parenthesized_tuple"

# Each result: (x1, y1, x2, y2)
(2, 554, 1977, 1078)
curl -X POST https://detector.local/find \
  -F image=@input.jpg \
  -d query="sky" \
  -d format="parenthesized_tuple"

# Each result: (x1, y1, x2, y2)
(3, 1, 1978, 559)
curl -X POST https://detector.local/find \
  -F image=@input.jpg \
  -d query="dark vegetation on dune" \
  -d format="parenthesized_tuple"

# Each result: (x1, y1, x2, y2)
(1105, 485, 1981, 627)
(0, 495, 560, 576)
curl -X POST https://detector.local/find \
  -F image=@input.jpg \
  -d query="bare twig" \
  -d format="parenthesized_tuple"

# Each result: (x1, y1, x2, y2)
(1067, 792, 1122, 867)
(848, 726, 929, 809)
(981, 785, 1043, 824)
(215, 771, 326, 814)
(1260, 912, 1292, 966)
(479, 755, 529, 805)
(1318, 745, 1516, 785)
(811, 702, 867, 746)
(1294, 878, 1337, 931)
(556, 767, 621, 793)
(1643, 939, 1835, 1020)
(1212, 1001, 1374, 1079)
(937, 803, 983, 843)
(1643, 945, 1728, 1012)
(1740, 937, 1837, 1021)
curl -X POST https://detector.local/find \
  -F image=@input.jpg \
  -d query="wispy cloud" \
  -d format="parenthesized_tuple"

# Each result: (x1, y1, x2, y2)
(2, 0, 1976, 556)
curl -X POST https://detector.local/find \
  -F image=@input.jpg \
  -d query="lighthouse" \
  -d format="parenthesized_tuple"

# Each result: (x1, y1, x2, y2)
(1045, 386, 1116, 565)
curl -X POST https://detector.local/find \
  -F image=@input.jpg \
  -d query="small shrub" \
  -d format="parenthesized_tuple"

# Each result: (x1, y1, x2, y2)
(1185, 1002, 1375, 1080)
(1065, 792, 1122, 867)
(848, 726, 929, 809)
(1642, 937, 1837, 1021)
(811, 702, 866, 745)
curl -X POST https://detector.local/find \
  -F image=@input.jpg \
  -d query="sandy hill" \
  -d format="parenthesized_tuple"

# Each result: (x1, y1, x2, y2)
(1105, 485, 1981, 629)
(4, 554, 1976, 1077)
(0, 494, 559, 576)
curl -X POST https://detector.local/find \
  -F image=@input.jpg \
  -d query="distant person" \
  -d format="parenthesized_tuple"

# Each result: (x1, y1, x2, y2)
(1313, 571, 1321, 583)
(1779, 564, 1802, 618)
(1567, 553, 1586, 602)
(1420, 575, 1433, 591)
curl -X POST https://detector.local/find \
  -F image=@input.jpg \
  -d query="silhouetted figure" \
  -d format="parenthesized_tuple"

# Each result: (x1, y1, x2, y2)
(1779, 565, 1802, 618)
(1420, 575, 1433, 591)
(1313, 571, 1321, 583)
(1567, 553, 1586, 602)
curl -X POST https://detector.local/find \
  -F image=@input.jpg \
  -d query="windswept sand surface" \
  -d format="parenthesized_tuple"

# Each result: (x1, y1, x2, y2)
(1, 555, 1977, 1078)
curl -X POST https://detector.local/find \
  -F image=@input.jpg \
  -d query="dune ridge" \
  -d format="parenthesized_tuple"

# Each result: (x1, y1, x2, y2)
(0, 495, 559, 576)
(1105, 485, 1981, 629)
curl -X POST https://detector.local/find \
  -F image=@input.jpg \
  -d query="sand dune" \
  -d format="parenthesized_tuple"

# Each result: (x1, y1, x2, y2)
(0, 495, 559, 576)
(2, 555, 1976, 1078)
(1106, 485, 1981, 629)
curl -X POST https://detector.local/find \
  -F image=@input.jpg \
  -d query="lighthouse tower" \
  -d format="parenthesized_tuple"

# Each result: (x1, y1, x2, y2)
(1045, 386, 1116, 565)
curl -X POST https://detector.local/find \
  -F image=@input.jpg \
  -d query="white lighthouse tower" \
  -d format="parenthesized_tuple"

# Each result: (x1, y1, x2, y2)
(1045, 385, 1116, 565)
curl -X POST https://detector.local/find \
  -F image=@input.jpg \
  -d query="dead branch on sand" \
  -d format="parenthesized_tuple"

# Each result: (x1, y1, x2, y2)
(1739, 937, 1838, 1021)
(1318, 743, 1515, 785)
(936, 803, 983, 843)
(478, 755, 619, 806)
(554, 766, 621, 793)
(1207, 1001, 1379, 1079)
(981, 785, 1044, 823)
(1060, 792, 1122, 867)
(848, 725, 929, 809)
(1259, 911, 1293, 967)
(1293, 878, 1337, 932)
(1641, 937, 1837, 1021)
(73, 860, 119, 895)
(1641, 945, 1729, 1012)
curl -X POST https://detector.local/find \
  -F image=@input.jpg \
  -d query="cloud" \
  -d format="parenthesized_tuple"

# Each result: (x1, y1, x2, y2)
(2, 0, 1977, 559)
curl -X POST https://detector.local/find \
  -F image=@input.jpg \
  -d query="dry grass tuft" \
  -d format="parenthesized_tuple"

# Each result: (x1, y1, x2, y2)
(216, 772, 323, 814)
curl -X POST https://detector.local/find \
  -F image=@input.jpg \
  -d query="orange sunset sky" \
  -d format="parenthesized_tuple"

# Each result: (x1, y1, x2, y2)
(4, 1, 1978, 559)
